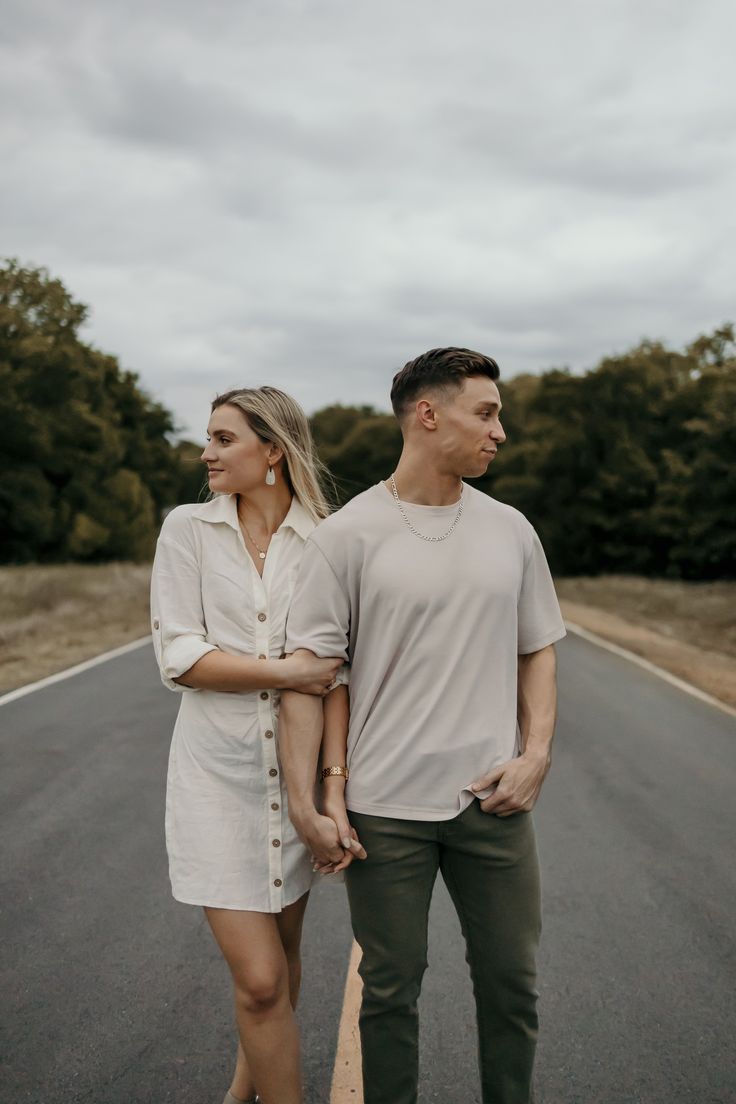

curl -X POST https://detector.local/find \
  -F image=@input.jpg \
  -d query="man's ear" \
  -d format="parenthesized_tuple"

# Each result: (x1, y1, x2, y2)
(415, 398, 438, 432)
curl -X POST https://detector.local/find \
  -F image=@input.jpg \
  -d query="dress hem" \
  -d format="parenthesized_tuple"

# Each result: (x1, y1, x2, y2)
(170, 884, 312, 913)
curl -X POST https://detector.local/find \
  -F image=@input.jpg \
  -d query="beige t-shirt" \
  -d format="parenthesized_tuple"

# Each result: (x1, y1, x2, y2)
(285, 482, 566, 821)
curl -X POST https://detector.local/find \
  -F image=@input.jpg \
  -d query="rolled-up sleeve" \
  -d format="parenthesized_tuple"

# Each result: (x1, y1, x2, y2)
(150, 526, 218, 692)
(284, 539, 350, 661)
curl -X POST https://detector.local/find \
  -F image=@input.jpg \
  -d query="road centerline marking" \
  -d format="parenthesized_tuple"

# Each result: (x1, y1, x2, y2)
(330, 939, 363, 1103)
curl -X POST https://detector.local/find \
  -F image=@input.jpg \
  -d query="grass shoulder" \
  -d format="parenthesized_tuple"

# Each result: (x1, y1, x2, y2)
(0, 563, 152, 694)
(1, 565, 734, 707)
(557, 576, 736, 709)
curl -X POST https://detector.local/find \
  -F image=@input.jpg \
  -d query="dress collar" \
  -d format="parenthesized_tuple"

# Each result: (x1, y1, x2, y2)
(191, 494, 316, 540)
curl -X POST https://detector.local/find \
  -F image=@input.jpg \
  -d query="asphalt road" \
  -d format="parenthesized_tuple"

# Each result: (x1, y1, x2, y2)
(2, 635, 735, 1103)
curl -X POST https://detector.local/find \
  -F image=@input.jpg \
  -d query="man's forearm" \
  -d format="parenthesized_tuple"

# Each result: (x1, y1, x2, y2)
(471, 644, 558, 815)
(279, 689, 324, 821)
(517, 644, 558, 762)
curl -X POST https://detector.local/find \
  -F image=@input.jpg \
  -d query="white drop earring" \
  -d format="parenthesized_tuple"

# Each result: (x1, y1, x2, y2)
(265, 465, 276, 486)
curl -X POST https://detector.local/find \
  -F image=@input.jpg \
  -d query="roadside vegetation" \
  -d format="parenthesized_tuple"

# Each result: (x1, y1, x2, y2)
(313, 328, 736, 581)
(0, 563, 151, 693)
(0, 260, 203, 564)
(1, 565, 734, 707)
(3, 258, 735, 582)
(2, 259, 734, 703)
(556, 576, 736, 709)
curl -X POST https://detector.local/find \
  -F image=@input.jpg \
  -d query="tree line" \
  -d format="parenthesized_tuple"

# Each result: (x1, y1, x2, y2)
(315, 327, 736, 579)
(0, 260, 203, 562)
(2, 260, 734, 578)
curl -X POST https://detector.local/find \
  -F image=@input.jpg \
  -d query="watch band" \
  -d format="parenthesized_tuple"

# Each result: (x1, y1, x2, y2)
(321, 765, 349, 781)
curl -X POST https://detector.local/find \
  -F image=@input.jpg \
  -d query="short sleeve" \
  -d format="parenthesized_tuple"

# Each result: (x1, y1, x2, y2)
(517, 526, 566, 654)
(284, 538, 350, 660)
(150, 520, 218, 691)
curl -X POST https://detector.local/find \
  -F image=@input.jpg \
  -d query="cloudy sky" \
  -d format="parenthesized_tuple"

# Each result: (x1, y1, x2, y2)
(3, 0, 735, 441)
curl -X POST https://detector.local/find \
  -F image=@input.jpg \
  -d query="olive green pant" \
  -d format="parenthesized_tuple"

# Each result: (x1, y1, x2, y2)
(345, 802, 541, 1104)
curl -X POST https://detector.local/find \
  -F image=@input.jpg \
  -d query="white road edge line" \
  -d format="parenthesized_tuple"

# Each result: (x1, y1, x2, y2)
(0, 636, 153, 707)
(564, 620, 736, 720)
(2, 621, 733, 722)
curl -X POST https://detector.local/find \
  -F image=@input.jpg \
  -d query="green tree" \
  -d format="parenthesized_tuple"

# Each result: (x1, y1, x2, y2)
(480, 329, 736, 578)
(0, 259, 197, 562)
(312, 405, 402, 504)
(311, 328, 736, 579)
(653, 327, 736, 577)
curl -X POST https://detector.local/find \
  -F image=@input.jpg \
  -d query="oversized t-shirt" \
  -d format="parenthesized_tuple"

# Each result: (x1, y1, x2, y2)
(285, 482, 566, 821)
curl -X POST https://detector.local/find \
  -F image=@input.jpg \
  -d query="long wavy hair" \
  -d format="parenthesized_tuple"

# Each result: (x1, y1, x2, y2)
(211, 386, 331, 521)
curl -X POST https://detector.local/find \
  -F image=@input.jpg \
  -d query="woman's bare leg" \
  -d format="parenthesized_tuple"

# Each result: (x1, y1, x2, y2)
(229, 1042, 253, 1102)
(276, 892, 309, 1007)
(206, 899, 308, 1104)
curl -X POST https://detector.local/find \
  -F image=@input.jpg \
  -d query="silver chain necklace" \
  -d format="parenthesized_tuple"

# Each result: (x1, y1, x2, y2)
(389, 474, 464, 543)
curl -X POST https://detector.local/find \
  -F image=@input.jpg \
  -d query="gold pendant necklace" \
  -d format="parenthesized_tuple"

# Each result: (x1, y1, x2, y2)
(239, 517, 268, 559)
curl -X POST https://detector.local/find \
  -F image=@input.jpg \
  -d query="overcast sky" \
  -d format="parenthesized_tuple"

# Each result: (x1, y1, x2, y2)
(3, 0, 735, 441)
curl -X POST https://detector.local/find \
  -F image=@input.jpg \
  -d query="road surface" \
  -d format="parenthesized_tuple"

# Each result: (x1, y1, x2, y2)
(2, 634, 734, 1103)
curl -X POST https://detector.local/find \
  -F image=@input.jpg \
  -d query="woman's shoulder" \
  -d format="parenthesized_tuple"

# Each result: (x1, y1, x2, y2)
(157, 502, 205, 542)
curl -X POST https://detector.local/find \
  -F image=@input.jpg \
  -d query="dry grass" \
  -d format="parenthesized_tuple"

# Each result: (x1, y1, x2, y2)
(1, 565, 734, 709)
(557, 576, 736, 709)
(0, 563, 151, 693)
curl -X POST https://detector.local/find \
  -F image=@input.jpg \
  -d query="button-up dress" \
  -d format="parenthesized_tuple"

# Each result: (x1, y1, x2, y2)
(150, 493, 323, 912)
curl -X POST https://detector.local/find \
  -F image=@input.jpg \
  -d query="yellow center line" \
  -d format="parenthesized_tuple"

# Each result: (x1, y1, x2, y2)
(329, 940, 364, 1103)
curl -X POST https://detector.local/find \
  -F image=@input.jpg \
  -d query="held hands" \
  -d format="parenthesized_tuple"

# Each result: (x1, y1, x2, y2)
(470, 750, 550, 817)
(284, 650, 343, 696)
(312, 826, 366, 875)
(295, 800, 367, 876)
(318, 790, 367, 874)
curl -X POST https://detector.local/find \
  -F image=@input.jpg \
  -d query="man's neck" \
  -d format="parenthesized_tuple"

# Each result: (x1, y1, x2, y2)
(388, 452, 463, 506)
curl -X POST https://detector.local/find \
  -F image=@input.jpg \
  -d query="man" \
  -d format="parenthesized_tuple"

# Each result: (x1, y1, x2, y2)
(280, 347, 566, 1104)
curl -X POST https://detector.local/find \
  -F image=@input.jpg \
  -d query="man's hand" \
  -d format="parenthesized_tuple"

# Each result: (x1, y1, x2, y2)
(312, 825, 367, 875)
(470, 750, 550, 816)
(318, 791, 367, 873)
(293, 809, 349, 868)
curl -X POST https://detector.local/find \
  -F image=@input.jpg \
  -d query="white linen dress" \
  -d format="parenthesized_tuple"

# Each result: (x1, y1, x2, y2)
(150, 493, 328, 912)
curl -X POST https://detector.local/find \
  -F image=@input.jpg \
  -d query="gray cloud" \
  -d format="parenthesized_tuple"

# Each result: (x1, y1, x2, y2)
(2, 0, 734, 440)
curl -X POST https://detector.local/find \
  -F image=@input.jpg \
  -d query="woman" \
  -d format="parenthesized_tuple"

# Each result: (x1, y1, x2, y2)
(150, 386, 350, 1104)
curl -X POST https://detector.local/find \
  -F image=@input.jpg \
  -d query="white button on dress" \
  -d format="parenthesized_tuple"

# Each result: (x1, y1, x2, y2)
(150, 493, 327, 912)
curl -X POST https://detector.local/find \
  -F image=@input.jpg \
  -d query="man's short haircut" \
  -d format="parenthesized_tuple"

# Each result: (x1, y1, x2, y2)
(390, 347, 501, 420)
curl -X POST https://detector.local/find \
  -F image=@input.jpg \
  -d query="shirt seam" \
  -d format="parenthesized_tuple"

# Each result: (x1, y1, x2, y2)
(304, 537, 348, 593)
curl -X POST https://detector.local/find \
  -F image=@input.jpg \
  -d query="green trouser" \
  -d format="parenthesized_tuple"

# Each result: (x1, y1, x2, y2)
(345, 801, 541, 1104)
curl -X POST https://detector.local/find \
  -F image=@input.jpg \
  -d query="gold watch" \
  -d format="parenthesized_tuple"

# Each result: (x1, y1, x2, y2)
(321, 765, 349, 781)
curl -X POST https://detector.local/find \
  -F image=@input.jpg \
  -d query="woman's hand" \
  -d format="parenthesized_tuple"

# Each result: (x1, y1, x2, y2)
(314, 825, 365, 875)
(318, 786, 367, 873)
(282, 650, 343, 696)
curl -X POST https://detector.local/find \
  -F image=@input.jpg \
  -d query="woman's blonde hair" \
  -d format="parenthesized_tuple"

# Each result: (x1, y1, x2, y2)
(211, 386, 332, 521)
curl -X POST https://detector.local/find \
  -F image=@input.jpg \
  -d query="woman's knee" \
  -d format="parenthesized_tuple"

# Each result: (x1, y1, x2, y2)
(233, 970, 289, 1017)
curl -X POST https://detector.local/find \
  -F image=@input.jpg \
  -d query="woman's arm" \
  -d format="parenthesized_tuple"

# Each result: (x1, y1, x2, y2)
(151, 520, 342, 696)
(174, 648, 342, 695)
